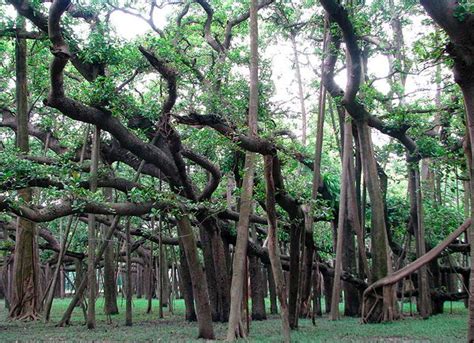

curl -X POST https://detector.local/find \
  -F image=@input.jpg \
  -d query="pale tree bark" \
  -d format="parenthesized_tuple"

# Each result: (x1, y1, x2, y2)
(226, 0, 259, 339)
(9, 16, 41, 321)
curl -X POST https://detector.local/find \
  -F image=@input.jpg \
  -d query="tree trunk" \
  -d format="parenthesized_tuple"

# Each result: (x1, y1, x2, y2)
(226, 0, 259, 339)
(249, 255, 266, 320)
(86, 126, 100, 329)
(178, 241, 196, 321)
(9, 17, 41, 321)
(357, 121, 396, 323)
(102, 185, 119, 315)
(290, 33, 308, 146)
(408, 160, 432, 318)
(288, 222, 302, 328)
(103, 226, 119, 315)
(176, 215, 214, 339)
(125, 219, 132, 326)
(330, 116, 352, 320)
(264, 155, 291, 343)
(267, 266, 278, 315)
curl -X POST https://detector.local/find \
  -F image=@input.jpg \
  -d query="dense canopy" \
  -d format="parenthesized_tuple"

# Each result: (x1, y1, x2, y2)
(1, 0, 474, 341)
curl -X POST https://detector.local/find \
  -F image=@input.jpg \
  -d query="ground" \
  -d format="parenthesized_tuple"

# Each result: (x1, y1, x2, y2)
(0, 298, 467, 342)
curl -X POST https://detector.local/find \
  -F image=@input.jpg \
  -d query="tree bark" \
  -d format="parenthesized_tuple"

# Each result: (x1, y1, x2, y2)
(330, 116, 352, 320)
(176, 215, 214, 339)
(125, 218, 132, 326)
(226, 0, 259, 339)
(356, 121, 396, 323)
(249, 255, 266, 320)
(9, 17, 41, 321)
(178, 241, 196, 321)
(86, 126, 100, 329)
(264, 155, 291, 343)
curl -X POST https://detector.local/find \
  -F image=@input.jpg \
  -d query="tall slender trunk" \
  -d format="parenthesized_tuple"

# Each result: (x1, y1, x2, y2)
(226, 0, 259, 339)
(9, 18, 41, 320)
(408, 161, 431, 318)
(264, 156, 291, 343)
(299, 17, 328, 319)
(330, 116, 352, 320)
(86, 126, 100, 329)
(125, 218, 132, 326)
(103, 187, 118, 315)
(290, 33, 307, 146)
(43, 217, 74, 322)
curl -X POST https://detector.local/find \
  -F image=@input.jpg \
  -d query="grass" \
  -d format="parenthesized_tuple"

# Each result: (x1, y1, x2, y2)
(0, 298, 468, 342)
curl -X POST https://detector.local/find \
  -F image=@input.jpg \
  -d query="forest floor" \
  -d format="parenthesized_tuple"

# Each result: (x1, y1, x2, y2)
(0, 298, 467, 342)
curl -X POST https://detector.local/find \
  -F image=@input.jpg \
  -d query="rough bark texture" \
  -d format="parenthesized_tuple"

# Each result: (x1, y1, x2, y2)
(249, 255, 267, 320)
(176, 216, 214, 339)
(103, 226, 119, 315)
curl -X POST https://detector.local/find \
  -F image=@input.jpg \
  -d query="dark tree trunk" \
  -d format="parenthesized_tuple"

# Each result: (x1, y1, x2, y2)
(199, 227, 219, 321)
(342, 217, 361, 317)
(267, 266, 278, 315)
(103, 225, 119, 315)
(288, 223, 302, 328)
(324, 274, 333, 314)
(249, 255, 266, 320)
(178, 242, 197, 322)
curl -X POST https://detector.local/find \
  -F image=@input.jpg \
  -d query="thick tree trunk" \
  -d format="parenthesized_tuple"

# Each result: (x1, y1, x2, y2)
(178, 241, 196, 321)
(357, 121, 396, 323)
(342, 216, 361, 317)
(103, 226, 119, 315)
(267, 266, 278, 315)
(288, 222, 302, 328)
(249, 255, 266, 320)
(9, 19, 40, 321)
(176, 216, 214, 339)
(199, 227, 219, 321)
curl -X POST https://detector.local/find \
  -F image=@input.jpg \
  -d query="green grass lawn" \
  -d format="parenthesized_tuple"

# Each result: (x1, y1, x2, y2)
(0, 298, 467, 342)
